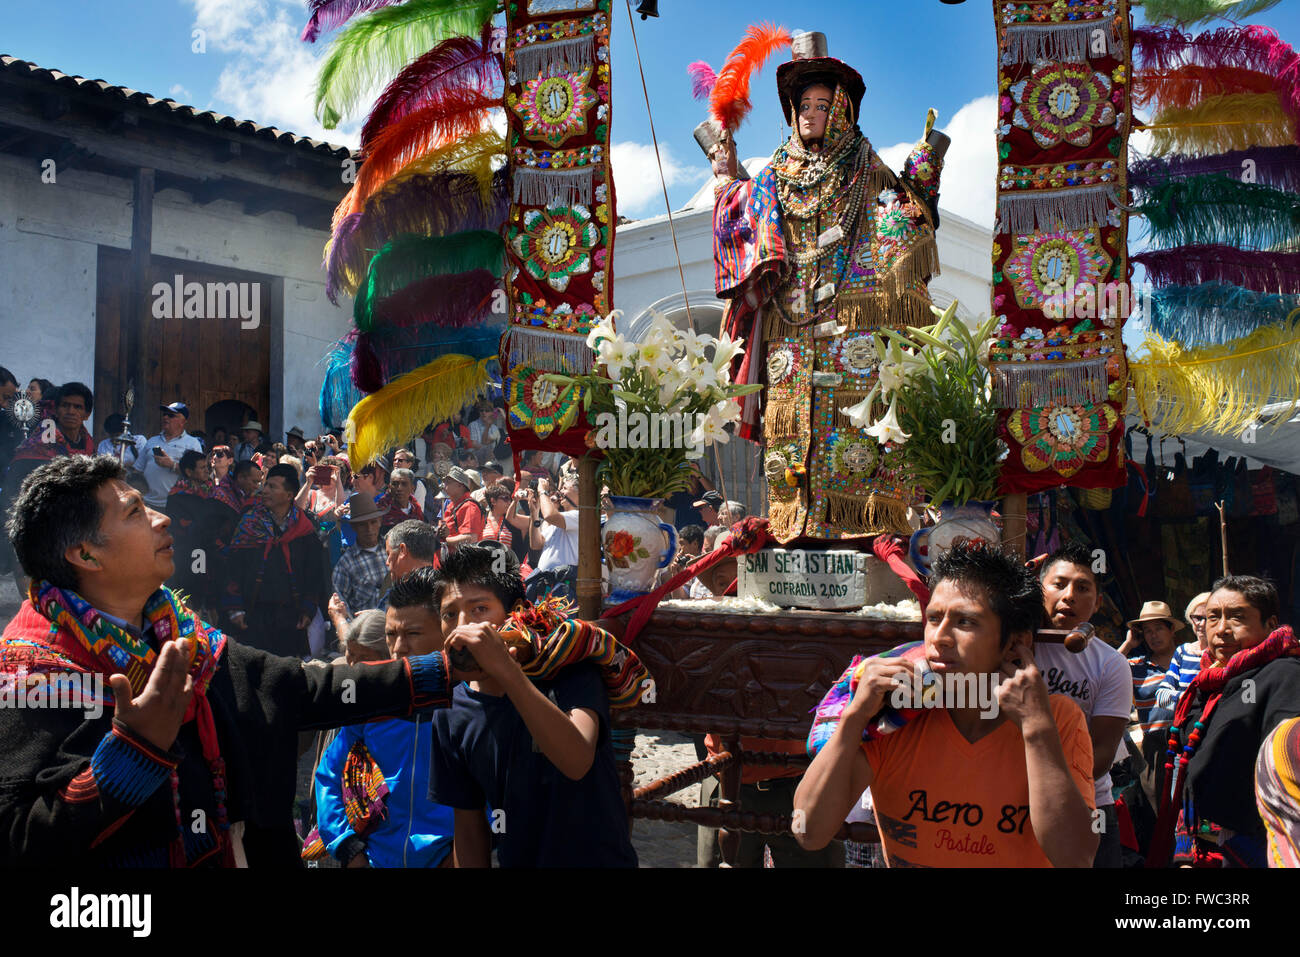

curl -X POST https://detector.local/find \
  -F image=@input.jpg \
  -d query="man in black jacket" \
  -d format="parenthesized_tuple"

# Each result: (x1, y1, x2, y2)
(0, 454, 468, 867)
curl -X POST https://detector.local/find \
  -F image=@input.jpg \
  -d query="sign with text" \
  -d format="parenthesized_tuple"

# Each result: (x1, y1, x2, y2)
(738, 549, 868, 610)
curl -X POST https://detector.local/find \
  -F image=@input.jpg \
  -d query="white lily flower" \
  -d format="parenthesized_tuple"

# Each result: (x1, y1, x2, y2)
(710, 397, 742, 424)
(657, 366, 687, 407)
(638, 339, 674, 375)
(878, 360, 907, 395)
(586, 310, 621, 349)
(600, 338, 635, 383)
(644, 309, 676, 347)
(690, 411, 731, 448)
(865, 396, 911, 446)
(711, 332, 745, 372)
(840, 384, 880, 429)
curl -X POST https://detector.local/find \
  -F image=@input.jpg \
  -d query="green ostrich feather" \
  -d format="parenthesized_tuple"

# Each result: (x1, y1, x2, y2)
(314, 0, 496, 128)
(1136, 174, 1300, 252)
(1140, 0, 1284, 26)
(353, 230, 504, 330)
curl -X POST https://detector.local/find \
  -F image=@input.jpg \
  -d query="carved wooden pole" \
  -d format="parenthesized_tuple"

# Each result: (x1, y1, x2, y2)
(1002, 492, 1028, 559)
(577, 455, 602, 620)
(716, 733, 743, 866)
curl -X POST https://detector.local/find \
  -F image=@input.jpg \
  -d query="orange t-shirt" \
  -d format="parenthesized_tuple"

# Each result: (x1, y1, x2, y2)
(861, 695, 1095, 867)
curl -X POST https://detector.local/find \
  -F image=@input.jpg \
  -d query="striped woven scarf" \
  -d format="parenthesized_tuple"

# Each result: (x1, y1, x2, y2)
(301, 740, 390, 863)
(807, 641, 927, 758)
(510, 597, 650, 709)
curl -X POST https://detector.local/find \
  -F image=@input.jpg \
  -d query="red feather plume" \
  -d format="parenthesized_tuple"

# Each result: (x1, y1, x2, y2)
(354, 89, 501, 204)
(709, 23, 792, 132)
(360, 26, 502, 149)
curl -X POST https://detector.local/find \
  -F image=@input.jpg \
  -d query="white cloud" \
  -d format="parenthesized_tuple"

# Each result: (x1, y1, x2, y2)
(169, 84, 193, 102)
(187, 0, 362, 147)
(612, 141, 707, 218)
(878, 94, 998, 229)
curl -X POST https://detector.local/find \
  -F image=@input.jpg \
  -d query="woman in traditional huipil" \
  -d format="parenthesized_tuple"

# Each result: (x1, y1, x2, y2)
(698, 31, 948, 543)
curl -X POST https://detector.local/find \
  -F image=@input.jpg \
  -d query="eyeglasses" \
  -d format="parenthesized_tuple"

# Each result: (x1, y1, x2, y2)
(1190, 615, 1207, 624)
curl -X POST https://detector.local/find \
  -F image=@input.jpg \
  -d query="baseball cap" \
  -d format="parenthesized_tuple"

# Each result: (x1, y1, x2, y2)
(160, 401, 189, 419)
(693, 490, 723, 509)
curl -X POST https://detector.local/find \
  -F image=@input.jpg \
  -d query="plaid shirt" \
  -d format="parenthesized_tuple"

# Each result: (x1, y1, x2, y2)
(332, 543, 388, 614)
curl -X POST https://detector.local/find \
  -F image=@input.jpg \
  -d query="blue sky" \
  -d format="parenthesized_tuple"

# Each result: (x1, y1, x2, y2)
(3, 0, 1297, 225)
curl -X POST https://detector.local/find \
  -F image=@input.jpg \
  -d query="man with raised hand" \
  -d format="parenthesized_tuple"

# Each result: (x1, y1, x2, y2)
(795, 539, 1097, 867)
(0, 454, 464, 867)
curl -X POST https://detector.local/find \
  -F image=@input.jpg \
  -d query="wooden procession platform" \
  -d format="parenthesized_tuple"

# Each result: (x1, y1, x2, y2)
(599, 605, 920, 864)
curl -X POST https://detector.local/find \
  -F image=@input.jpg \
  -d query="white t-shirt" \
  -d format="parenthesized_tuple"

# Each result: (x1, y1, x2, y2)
(1034, 637, 1133, 807)
(536, 509, 579, 570)
(135, 431, 204, 508)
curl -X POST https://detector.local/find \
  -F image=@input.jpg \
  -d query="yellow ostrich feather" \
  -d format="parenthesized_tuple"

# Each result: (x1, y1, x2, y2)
(1147, 94, 1296, 157)
(345, 354, 494, 467)
(1130, 316, 1300, 436)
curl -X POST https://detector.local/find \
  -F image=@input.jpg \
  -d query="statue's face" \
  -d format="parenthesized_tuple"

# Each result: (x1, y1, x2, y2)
(797, 84, 834, 145)
(709, 138, 738, 179)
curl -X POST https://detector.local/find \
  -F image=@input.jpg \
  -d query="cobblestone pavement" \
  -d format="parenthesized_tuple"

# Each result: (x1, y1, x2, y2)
(630, 730, 703, 868)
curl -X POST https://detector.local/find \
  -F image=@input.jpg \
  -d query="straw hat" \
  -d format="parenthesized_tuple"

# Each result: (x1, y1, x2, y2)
(1127, 600, 1185, 631)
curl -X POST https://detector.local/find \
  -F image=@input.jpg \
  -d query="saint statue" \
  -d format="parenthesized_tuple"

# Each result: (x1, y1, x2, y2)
(696, 31, 949, 543)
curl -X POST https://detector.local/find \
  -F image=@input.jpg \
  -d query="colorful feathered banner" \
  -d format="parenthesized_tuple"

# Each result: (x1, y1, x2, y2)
(991, 0, 1133, 495)
(326, 167, 509, 304)
(1139, 0, 1284, 28)
(1130, 318, 1300, 436)
(313, 0, 498, 128)
(499, 0, 618, 457)
(1146, 93, 1295, 154)
(347, 355, 496, 467)
(1129, 146, 1300, 192)
(305, 0, 509, 463)
(1135, 174, 1300, 250)
(1134, 246, 1300, 295)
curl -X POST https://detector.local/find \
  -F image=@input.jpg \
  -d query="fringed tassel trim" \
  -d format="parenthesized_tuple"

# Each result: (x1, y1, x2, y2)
(766, 497, 805, 544)
(836, 289, 936, 333)
(991, 358, 1110, 409)
(997, 185, 1115, 234)
(764, 396, 803, 439)
(822, 491, 913, 538)
(513, 33, 597, 81)
(502, 327, 594, 374)
(512, 167, 596, 207)
(1001, 19, 1121, 65)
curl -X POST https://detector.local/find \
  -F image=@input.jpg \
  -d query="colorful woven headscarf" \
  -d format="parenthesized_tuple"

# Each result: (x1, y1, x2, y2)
(1256, 715, 1300, 869)
(508, 597, 651, 710)
(0, 582, 233, 867)
(807, 640, 927, 758)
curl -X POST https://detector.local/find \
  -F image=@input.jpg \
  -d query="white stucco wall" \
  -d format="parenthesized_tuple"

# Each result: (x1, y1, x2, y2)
(0, 151, 351, 436)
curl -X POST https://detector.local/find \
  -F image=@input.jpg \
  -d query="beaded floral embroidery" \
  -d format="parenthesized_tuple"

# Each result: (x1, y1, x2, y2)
(1006, 402, 1119, 476)
(1009, 61, 1116, 149)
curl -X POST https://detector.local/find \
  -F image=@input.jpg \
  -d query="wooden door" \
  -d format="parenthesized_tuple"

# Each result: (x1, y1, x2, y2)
(95, 247, 272, 439)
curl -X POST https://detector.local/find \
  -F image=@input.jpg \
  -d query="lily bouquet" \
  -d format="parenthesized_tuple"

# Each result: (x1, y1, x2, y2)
(842, 302, 1005, 509)
(546, 311, 761, 499)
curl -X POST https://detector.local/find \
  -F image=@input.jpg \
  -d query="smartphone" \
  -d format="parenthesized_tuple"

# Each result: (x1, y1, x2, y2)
(152, 446, 165, 459)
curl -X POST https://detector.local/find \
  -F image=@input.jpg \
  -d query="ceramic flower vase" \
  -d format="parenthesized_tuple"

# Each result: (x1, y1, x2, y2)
(908, 500, 1000, 576)
(603, 495, 678, 604)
